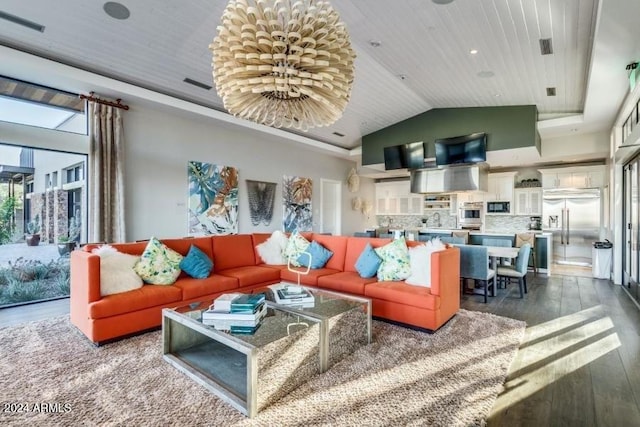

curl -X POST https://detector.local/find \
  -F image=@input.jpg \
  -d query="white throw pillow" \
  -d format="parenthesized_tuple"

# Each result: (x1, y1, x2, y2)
(256, 230, 289, 265)
(405, 242, 447, 287)
(92, 246, 143, 296)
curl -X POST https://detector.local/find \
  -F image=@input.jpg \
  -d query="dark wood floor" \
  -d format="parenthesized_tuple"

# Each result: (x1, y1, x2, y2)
(2, 272, 640, 426)
(462, 271, 640, 427)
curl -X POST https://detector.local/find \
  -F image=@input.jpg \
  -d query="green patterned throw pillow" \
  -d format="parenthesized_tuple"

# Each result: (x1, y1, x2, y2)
(374, 237, 411, 281)
(283, 232, 310, 267)
(134, 237, 184, 285)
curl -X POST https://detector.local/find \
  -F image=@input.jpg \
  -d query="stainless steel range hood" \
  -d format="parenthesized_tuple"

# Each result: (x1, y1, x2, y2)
(410, 163, 489, 194)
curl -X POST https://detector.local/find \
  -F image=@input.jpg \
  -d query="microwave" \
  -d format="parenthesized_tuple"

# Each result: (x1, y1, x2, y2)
(486, 201, 511, 214)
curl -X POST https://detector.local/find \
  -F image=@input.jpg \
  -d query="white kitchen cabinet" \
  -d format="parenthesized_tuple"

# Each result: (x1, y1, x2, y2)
(540, 166, 605, 189)
(514, 188, 542, 215)
(375, 181, 423, 215)
(485, 172, 516, 202)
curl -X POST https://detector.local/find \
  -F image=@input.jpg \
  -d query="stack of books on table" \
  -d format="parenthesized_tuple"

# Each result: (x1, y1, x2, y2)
(270, 284, 315, 308)
(202, 293, 266, 334)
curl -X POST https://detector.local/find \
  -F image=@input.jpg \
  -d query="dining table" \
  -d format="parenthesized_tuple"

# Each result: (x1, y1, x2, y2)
(485, 245, 520, 291)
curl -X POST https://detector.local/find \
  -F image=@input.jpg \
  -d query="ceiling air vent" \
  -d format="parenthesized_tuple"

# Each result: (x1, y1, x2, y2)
(0, 11, 45, 32)
(539, 38, 553, 55)
(183, 78, 212, 90)
(546, 87, 556, 96)
(332, 132, 345, 137)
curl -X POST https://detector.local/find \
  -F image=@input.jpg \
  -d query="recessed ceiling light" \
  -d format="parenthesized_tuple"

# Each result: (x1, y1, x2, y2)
(398, 74, 408, 81)
(369, 40, 382, 48)
(432, 0, 454, 4)
(494, 94, 501, 97)
(469, 49, 478, 55)
(477, 71, 495, 78)
(103, 2, 130, 20)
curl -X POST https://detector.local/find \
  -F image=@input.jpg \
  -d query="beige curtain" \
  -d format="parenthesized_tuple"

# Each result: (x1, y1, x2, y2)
(88, 101, 126, 243)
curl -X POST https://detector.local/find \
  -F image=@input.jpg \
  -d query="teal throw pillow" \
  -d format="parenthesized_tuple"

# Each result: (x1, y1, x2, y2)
(355, 243, 382, 278)
(297, 240, 333, 269)
(180, 245, 213, 279)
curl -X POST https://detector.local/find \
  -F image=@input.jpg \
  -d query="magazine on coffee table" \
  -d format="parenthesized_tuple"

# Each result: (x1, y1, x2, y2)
(269, 284, 315, 306)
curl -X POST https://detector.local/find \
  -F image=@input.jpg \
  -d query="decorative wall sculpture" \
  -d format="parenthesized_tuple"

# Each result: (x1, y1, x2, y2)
(188, 161, 238, 235)
(282, 175, 312, 232)
(246, 180, 277, 226)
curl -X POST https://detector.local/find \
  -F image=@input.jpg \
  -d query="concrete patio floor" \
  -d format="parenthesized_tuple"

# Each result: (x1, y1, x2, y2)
(0, 242, 64, 267)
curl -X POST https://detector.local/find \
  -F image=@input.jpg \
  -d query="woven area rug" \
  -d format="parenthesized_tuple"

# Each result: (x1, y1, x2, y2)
(0, 309, 524, 426)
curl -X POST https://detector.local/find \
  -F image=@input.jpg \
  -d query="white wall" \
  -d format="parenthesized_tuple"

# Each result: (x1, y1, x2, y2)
(123, 101, 374, 240)
(541, 131, 609, 160)
(0, 46, 375, 242)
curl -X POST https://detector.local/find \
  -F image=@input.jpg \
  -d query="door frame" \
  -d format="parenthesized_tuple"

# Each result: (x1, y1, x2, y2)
(319, 178, 342, 235)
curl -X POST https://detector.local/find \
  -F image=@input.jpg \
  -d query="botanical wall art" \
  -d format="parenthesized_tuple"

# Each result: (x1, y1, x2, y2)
(282, 175, 312, 232)
(246, 180, 277, 226)
(188, 161, 239, 235)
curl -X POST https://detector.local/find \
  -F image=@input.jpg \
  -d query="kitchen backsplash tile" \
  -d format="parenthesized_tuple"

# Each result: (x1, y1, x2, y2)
(375, 213, 535, 233)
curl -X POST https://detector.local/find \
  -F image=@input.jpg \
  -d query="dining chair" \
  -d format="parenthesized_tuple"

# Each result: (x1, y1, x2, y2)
(458, 244, 495, 303)
(515, 233, 537, 275)
(440, 236, 465, 244)
(496, 243, 531, 298)
(482, 238, 513, 267)
(482, 238, 512, 247)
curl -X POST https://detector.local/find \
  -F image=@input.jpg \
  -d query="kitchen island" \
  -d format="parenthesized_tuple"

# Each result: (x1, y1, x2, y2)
(401, 228, 552, 276)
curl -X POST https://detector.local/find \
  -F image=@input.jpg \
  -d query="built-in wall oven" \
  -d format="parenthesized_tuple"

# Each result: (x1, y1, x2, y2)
(458, 202, 484, 230)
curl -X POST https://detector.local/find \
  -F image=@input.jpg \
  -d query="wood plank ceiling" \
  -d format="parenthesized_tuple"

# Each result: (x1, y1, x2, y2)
(0, 0, 603, 149)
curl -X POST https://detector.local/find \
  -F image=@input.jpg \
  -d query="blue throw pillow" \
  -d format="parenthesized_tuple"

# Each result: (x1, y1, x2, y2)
(355, 243, 382, 278)
(179, 245, 213, 279)
(297, 240, 333, 269)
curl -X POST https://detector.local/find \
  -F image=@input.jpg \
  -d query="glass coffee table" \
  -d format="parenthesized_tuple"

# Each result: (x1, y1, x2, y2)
(263, 283, 372, 372)
(162, 301, 322, 418)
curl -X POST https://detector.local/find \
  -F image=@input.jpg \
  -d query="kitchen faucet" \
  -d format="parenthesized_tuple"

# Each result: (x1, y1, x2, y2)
(431, 212, 441, 228)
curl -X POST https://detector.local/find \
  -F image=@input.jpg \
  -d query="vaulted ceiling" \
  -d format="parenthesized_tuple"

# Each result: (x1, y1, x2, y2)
(0, 0, 639, 159)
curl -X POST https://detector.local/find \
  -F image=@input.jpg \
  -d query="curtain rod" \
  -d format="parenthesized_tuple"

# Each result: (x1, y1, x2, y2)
(79, 92, 129, 110)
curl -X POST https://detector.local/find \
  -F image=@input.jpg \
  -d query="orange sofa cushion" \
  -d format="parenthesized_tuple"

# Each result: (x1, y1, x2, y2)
(212, 235, 256, 271)
(317, 271, 377, 295)
(310, 234, 348, 271)
(161, 236, 214, 259)
(173, 275, 239, 300)
(89, 285, 182, 319)
(364, 281, 440, 311)
(217, 265, 281, 287)
(343, 237, 392, 273)
(280, 267, 339, 286)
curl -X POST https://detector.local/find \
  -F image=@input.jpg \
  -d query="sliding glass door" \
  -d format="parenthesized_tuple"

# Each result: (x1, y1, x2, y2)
(623, 157, 640, 301)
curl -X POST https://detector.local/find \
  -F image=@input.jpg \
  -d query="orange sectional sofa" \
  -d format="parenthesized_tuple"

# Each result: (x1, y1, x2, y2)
(70, 233, 461, 344)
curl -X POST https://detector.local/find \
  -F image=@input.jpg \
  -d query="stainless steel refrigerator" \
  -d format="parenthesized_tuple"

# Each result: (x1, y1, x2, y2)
(542, 188, 601, 266)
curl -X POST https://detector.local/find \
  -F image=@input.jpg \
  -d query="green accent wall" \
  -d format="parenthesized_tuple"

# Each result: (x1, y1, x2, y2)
(362, 105, 539, 165)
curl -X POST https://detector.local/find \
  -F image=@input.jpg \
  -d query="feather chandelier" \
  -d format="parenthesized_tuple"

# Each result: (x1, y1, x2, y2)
(210, 0, 356, 130)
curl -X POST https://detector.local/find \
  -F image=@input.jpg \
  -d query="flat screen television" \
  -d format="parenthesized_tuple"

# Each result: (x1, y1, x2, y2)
(434, 132, 487, 166)
(384, 141, 424, 170)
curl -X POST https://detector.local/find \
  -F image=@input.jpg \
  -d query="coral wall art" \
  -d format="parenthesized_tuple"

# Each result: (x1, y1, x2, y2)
(246, 180, 277, 226)
(188, 161, 238, 235)
(282, 175, 312, 232)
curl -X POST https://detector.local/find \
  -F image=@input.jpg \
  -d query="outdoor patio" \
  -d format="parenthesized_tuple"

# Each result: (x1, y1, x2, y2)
(0, 242, 63, 267)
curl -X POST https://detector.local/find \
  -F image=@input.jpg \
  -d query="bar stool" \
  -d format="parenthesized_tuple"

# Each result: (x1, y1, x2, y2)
(515, 233, 537, 275)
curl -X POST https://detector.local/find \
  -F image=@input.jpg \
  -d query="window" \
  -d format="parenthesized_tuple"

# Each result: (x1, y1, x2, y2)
(52, 171, 58, 189)
(0, 75, 87, 135)
(45, 173, 50, 189)
(64, 164, 84, 184)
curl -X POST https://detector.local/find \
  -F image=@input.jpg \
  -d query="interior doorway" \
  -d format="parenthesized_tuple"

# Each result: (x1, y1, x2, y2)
(320, 179, 342, 235)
